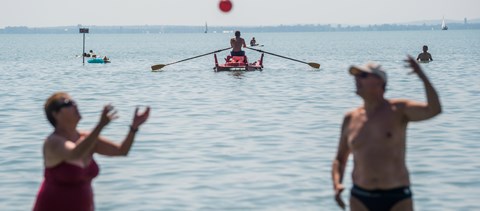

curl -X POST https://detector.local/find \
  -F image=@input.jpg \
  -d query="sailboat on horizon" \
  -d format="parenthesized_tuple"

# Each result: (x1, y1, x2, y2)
(441, 17, 448, 30)
(204, 22, 208, 33)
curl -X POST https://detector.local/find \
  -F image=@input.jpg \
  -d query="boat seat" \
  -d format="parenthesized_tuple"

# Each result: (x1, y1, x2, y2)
(226, 56, 247, 63)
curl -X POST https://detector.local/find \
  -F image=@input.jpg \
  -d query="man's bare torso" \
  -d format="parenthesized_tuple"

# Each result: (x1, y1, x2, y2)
(344, 99, 411, 189)
(417, 52, 432, 62)
(231, 37, 245, 52)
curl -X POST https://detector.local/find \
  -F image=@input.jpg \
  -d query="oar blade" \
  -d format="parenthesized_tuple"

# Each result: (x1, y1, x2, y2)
(308, 62, 321, 69)
(151, 64, 166, 71)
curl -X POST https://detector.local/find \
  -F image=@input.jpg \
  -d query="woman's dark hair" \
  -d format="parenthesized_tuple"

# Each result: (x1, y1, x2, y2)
(44, 92, 68, 127)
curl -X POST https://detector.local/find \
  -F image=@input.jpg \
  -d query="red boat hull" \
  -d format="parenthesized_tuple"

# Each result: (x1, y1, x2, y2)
(214, 53, 263, 72)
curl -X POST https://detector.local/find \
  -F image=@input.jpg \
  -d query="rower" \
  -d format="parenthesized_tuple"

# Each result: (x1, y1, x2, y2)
(230, 31, 246, 56)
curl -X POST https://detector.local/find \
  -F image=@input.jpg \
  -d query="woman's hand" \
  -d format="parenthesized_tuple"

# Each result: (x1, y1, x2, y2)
(99, 104, 118, 127)
(131, 106, 150, 130)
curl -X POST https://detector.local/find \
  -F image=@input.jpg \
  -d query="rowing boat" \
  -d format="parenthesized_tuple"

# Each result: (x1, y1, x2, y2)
(214, 53, 263, 72)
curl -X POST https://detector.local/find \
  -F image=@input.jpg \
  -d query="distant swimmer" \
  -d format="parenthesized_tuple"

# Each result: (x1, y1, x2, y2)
(417, 45, 433, 62)
(332, 56, 441, 211)
(250, 37, 257, 46)
(83, 50, 97, 58)
(230, 31, 246, 56)
(89, 50, 97, 58)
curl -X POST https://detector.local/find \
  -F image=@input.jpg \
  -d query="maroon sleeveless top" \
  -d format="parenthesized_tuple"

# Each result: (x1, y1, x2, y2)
(33, 159, 99, 211)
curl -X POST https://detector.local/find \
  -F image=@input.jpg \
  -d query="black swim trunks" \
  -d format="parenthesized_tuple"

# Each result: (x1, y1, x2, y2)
(231, 50, 245, 56)
(351, 184, 412, 211)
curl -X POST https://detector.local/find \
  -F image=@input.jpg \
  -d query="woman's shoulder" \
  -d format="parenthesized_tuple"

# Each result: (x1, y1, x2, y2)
(45, 130, 89, 146)
(43, 134, 68, 159)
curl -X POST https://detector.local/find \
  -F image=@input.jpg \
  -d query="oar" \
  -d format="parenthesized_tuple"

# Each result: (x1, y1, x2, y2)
(151, 47, 232, 71)
(246, 47, 320, 69)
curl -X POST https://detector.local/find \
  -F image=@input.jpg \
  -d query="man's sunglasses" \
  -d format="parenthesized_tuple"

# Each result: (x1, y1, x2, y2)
(53, 99, 76, 111)
(357, 72, 370, 78)
(357, 72, 381, 79)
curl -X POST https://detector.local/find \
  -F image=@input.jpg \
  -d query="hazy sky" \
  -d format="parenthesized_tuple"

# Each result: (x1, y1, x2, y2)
(1, 0, 478, 27)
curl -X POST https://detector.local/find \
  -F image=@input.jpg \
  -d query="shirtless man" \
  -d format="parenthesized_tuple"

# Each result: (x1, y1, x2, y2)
(417, 45, 433, 62)
(230, 31, 246, 56)
(332, 56, 441, 211)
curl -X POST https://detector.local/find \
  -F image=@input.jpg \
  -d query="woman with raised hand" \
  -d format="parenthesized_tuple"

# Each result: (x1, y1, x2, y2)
(33, 92, 150, 211)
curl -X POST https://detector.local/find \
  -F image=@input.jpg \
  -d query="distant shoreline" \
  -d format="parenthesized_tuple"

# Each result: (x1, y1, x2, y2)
(2, 22, 480, 34)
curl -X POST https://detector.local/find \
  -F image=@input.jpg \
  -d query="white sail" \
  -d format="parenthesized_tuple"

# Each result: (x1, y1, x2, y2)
(441, 17, 448, 30)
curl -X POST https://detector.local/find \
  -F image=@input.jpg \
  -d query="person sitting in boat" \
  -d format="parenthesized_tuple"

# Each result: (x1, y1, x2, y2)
(417, 45, 433, 62)
(250, 37, 257, 46)
(230, 31, 246, 56)
(103, 56, 110, 62)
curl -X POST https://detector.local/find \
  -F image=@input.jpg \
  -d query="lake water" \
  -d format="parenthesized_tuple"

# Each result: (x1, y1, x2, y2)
(1, 30, 479, 210)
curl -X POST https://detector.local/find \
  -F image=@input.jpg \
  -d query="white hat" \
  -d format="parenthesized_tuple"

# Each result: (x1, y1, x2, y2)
(349, 62, 387, 83)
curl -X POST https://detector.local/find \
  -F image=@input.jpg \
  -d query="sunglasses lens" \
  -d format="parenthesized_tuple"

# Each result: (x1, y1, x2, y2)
(64, 100, 74, 107)
(359, 72, 369, 78)
(54, 99, 75, 111)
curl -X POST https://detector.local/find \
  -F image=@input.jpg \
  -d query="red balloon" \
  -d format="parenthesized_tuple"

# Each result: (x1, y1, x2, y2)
(219, 0, 232, 13)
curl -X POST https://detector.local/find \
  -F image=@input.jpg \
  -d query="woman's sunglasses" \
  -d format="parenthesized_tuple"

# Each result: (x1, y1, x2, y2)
(53, 99, 76, 111)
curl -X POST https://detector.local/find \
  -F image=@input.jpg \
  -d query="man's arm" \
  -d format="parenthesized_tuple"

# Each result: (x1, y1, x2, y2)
(403, 56, 442, 121)
(332, 113, 351, 210)
(429, 53, 433, 61)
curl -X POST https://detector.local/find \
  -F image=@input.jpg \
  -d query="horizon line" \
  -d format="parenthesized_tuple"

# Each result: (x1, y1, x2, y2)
(2, 17, 480, 29)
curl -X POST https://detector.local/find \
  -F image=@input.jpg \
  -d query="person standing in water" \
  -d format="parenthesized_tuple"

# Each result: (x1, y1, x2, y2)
(332, 56, 441, 211)
(33, 92, 150, 211)
(417, 45, 433, 62)
(250, 37, 257, 46)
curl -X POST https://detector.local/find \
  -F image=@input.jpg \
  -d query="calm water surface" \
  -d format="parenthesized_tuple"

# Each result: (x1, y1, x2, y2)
(0, 31, 479, 210)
